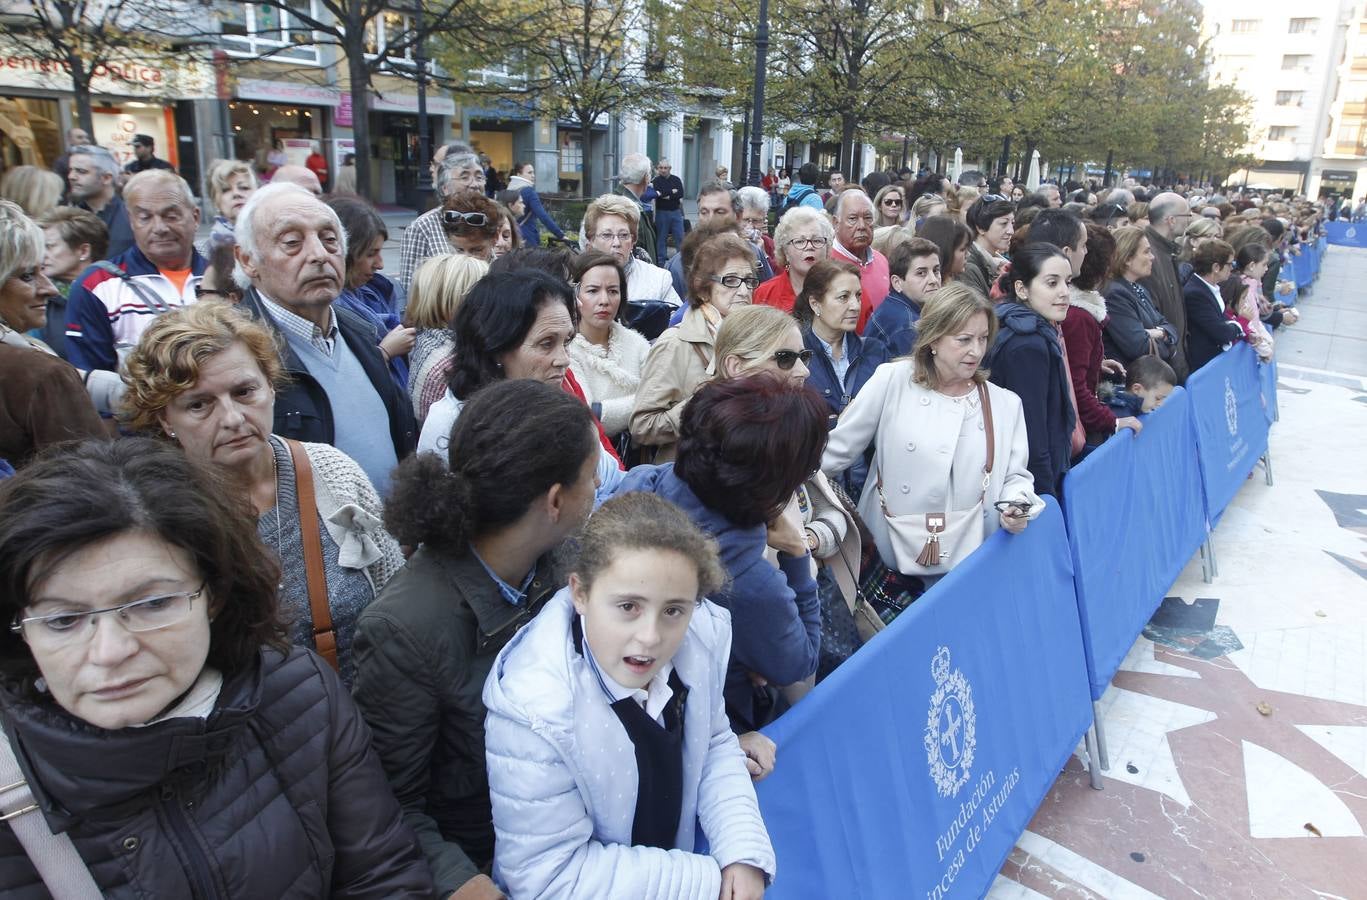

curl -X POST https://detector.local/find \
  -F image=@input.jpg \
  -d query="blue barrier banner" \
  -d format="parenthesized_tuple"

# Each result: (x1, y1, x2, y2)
(756, 500, 1092, 900)
(1325, 221, 1367, 247)
(1186, 343, 1270, 525)
(1291, 253, 1313, 289)
(1260, 359, 1279, 425)
(1062, 389, 1207, 700)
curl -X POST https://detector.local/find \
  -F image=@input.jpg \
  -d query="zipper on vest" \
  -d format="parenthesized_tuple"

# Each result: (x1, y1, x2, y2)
(159, 787, 221, 900)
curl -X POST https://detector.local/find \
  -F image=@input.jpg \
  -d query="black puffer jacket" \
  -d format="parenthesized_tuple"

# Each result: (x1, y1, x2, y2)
(0, 647, 436, 899)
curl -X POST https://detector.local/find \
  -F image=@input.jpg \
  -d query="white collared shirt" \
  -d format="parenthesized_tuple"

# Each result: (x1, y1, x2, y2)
(584, 629, 675, 724)
(259, 293, 338, 357)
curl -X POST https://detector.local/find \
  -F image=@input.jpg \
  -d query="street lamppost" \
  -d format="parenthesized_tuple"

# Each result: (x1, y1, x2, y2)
(747, 0, 769, 187)
(413, 1, 431, 194)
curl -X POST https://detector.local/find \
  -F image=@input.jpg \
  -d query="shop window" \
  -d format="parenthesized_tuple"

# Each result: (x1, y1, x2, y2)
(221, 1, 320, 63)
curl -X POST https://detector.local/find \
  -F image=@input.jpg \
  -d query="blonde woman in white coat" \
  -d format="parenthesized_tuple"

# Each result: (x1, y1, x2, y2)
(569, 251, 651, 438)
(484, 492, 775, 900)
(823, 283, 1040, 589)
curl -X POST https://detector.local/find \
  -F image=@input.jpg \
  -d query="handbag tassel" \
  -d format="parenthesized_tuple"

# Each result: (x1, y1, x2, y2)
(915, 513, 947, 567)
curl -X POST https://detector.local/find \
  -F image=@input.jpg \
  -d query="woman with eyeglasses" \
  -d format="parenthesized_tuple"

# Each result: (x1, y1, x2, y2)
(754, 205, 834, 314)
(0, 438, 436, 898)
(583, 194, 681, 339)
(959, 196, 1016, 299)
(824, 283, 1039, 621)
(631, 232, 758, 462)
(873, 184, 906, 228)
(120, 302, 404, 688)
(714, 305, 865, 681)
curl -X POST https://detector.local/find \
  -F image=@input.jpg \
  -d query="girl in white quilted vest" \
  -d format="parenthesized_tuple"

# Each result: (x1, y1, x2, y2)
(483, 491, 777, 899)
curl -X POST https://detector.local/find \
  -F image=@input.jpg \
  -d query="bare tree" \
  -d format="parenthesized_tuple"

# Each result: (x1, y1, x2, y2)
(437, 0, 653, 197)
(238, 0, 495, 200)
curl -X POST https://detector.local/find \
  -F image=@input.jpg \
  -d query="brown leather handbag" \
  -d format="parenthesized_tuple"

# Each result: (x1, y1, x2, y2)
(285, 439, 339, 671)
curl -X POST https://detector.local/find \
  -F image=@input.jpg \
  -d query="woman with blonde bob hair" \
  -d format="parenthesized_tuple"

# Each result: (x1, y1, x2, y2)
(0, 165, 64, 218)
(714, 304, 864, 681)
(403, 252, 489, 422)
(200, 158, 258, 254)
(121, 301, 403, 686)
(823, 283, 1040, 622)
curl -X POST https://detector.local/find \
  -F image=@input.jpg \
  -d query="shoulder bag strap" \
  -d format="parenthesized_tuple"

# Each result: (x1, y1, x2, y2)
(978, 382, 995, 501)
(93, 260, 172, 314)
(0, 733, 102, 899)
(285, 439, 339, 671)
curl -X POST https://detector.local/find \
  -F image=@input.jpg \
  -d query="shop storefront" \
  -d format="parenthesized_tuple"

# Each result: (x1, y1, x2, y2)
(0, 37, 210, 178)
(368, 89, 453, 209)
(231, 78, 340, 187)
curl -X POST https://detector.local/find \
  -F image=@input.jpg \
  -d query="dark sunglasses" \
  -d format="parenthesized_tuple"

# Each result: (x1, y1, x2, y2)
(882, 197, 903, 206)
(772, 349, 815, 370)
(443, 210, 490, 227)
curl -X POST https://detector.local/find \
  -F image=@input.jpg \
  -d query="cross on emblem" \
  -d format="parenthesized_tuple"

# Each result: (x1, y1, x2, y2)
(940, 703, 962, 762)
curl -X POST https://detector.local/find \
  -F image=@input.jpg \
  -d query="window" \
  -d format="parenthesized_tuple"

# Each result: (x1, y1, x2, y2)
(221, 2, 320, 63)
(1231, 19, 1260, 33)
(1276, 90, 1305, 107)
(1267, 126, 1297, 141)
(1288, 18, 1318, 34)
(1282, 54, 1312, 71)
(364, 10, 417, 64)
(560, 134, 583, 174)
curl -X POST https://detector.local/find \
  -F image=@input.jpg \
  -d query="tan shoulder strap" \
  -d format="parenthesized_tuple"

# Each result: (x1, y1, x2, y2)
(285, 439, 338, 671)
(979, 381, 995, 477)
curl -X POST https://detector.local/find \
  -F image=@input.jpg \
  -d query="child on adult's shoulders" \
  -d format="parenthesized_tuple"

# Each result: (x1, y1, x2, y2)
(482, 492, 775, 900)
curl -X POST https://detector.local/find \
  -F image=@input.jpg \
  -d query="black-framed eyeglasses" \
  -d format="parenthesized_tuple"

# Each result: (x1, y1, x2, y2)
(443, 210, 490, 227)
(711, 274, 760, 290)
(194, 284, 228, 300)
(13, 583, 206, 648)
(772, 349, 815, 370)
(787, 237, 829, 250)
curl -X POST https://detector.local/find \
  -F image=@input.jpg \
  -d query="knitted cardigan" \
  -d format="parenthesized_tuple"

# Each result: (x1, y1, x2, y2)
(296, 439, 405, 593)
(567, 323, 651, 436)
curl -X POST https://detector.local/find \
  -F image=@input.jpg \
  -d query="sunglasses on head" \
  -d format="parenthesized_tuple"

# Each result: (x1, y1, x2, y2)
(443, 210, 490, 227)
(772, 349, 815, 370)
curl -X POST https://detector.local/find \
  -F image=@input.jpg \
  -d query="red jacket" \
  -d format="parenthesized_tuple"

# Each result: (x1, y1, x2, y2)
(754, 271, 797, 313)
(1060, 304, 1116, 435)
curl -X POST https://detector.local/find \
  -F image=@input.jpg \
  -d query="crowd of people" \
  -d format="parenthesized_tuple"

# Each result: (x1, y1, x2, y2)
(0, 137, 1324, 897)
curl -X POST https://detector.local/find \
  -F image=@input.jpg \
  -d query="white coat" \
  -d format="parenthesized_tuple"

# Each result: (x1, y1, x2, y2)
(483, 588, 776, 899)
(822, 359, 1037, 573)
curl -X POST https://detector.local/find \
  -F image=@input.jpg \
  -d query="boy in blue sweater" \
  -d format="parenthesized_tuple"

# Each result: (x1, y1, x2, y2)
(865, 237, 942, 357)
(1103, 354, 1177, 418)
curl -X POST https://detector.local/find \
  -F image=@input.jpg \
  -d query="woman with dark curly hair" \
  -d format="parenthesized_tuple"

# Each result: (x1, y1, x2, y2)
(353, 379, 600, 900)
(415, 268, 624, 498)
(121, 302, 404, 687)
(615, 375, 828, 771)
(0, 438, 434, 897)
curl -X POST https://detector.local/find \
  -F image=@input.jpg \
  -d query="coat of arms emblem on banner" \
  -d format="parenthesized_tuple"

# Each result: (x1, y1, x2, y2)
(925, 646, 976, 798)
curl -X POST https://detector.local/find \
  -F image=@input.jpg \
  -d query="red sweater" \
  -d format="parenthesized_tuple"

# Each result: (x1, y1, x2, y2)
(754, 272, 797, 313)
(1060, 304, 1116, 435)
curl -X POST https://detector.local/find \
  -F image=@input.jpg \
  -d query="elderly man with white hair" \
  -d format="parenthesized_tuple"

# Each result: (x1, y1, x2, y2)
(64, 169, 204, 372)
(396, 143, 484, 290)
(829, 188, 889, 331)
(235, 182, 415, 491)
(614, 152, 659, 264)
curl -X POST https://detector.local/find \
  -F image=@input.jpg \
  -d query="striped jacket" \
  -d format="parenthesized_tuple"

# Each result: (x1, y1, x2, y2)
(64, 246, 205, 371)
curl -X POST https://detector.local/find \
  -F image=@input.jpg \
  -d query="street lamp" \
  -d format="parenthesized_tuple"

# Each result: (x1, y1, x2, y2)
(747, 0, 769, 187)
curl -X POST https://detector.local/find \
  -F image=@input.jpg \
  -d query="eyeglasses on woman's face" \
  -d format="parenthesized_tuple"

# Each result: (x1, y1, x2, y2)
(13, 584, 205, 649)
(711, 273, 760, 290)
(882, 197, 903, 207)
(787, 237, 828, 250)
